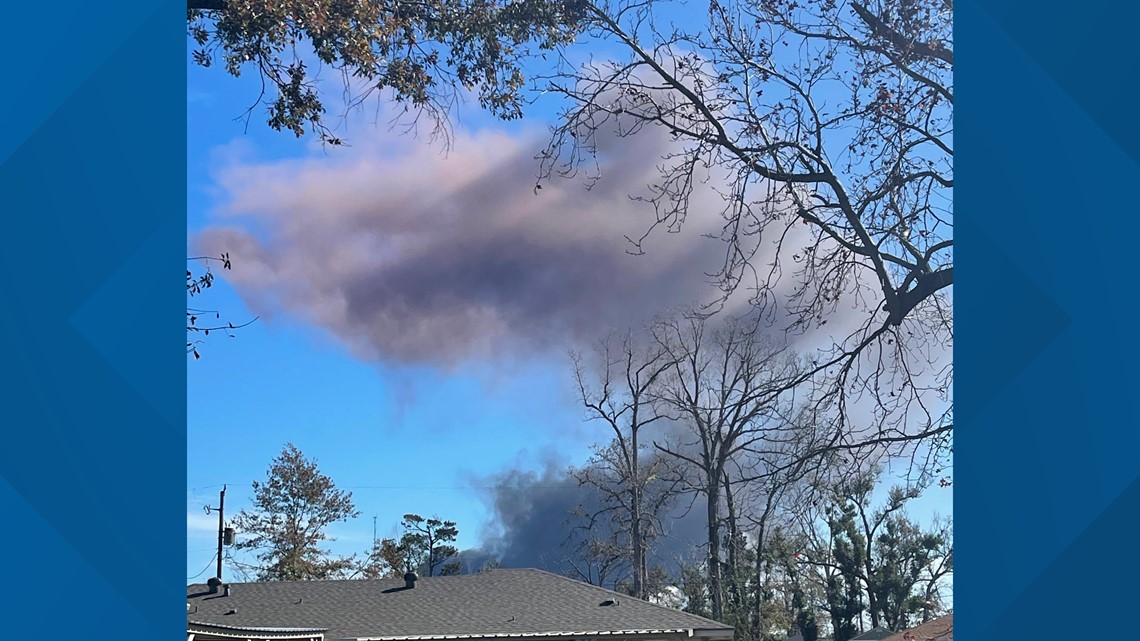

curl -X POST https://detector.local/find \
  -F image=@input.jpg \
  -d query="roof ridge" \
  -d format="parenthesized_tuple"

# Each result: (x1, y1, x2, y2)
(189, 576, 404, 588)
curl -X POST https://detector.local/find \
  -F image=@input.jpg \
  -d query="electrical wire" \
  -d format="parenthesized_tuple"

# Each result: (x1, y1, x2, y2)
(188, 551, 219, 581)
(224, 549, 256, 582)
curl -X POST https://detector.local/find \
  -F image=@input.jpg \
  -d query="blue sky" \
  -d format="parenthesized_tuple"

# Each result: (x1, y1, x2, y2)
(186, 16, 952, 584)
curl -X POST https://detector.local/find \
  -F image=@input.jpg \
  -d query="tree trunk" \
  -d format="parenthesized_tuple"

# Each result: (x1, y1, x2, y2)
(707, 470, 723, 620)
(863, 557, 880, 628)
(922, 582, 936, 622)
(752, 523, 765, 641)
(630, 428, 645, 599)
(723, 472, 741, 614)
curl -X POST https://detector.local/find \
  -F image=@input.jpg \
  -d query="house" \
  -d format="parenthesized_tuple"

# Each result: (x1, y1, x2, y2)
(187, 568, 735, 641)
(882, 613, 952, 641)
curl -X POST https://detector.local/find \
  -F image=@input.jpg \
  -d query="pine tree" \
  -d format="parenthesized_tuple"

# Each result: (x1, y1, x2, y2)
(233, 443, 359, 581)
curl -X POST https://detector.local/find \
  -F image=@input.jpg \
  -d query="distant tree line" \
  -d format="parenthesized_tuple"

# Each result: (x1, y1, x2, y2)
(225, 444, 465, 583)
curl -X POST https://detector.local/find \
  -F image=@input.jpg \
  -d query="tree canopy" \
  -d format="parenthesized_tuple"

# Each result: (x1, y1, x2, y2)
(187, 0, 587, 144)
(400, 513, 462, 576)
(357, 513, 462, 578)
(232, 443, 360, 581)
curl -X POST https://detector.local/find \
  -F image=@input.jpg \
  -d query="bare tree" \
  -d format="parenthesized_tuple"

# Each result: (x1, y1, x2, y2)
(538, 0, 953, 480)
(710, 404, 829, 640)
(653, 313, 798, 620)
(740, 451, 816, 639)
(570, 330, 684, 599)
(559, 528, 632, 590)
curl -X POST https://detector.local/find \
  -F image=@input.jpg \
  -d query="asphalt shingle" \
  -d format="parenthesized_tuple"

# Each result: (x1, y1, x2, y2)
(187, 569, 734, 640)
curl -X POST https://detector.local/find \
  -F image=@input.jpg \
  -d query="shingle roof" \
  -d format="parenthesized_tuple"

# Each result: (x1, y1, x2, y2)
(882, 614, 953, 641)
(187, 569, 734, 641)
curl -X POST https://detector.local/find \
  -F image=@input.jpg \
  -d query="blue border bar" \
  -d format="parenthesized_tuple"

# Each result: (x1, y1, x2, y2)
(0, 1, 185, 639)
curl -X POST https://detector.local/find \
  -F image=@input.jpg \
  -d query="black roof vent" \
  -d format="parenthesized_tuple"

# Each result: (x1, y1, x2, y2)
(599, 598, 620, 607)
(206, 577, 224, 594)
(404, 572, 418, 589)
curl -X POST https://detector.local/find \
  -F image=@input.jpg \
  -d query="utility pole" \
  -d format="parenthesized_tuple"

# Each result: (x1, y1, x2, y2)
(205, 485, 228, 580)
(216, 485, 226, 579)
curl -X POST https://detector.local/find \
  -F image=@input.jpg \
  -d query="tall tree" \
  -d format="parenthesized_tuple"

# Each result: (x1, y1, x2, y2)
(654, 313, 797, 620)
(743, 407, 834, 641)
(539, 0, 954, 478)
(762, 526, 819, 641)
(187, 0, 587, 145)
(570, 329, 682, 600)
(825, 504, 868, 641)
(399, 514, 461, 576)
(233, 443, 360, 581)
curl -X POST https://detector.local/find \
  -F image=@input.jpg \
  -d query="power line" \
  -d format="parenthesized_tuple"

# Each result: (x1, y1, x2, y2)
(188, 552, 219, 581)
(224, 550, 257, 582)
(188, 484, 229, 492)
